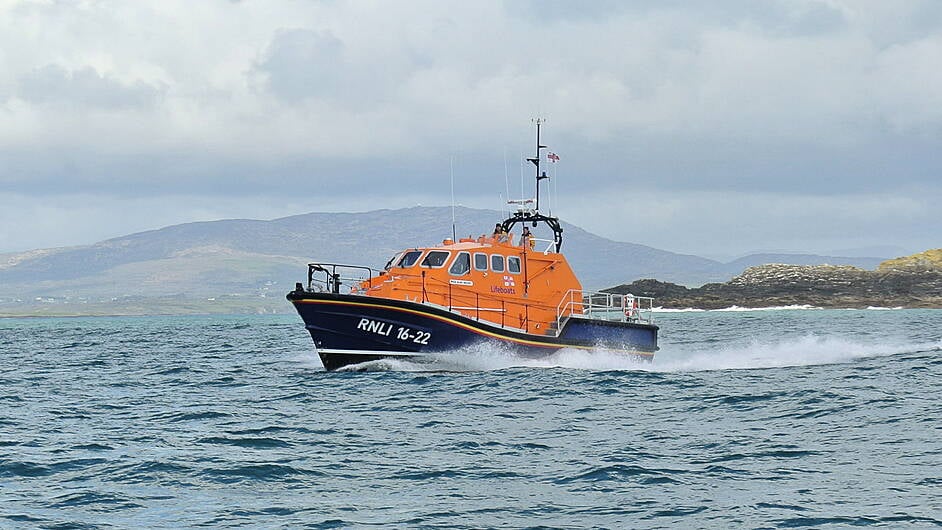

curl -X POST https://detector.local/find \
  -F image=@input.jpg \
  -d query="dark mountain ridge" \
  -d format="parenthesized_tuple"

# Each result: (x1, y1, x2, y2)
(0, 206, 888, 315)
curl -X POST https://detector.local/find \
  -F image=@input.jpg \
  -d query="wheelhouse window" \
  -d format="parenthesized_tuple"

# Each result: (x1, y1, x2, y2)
(384, 252, 404, 271)
(449, 252, 471, 275)
(473, 252, 488, 271)
(490, 254, 505, 273)
(507, 256, 521, 274)
(397, 250, 423, 268)
(421, 251, 451, 268)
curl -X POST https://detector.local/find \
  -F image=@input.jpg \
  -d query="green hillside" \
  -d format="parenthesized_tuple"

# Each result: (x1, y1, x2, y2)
(879, 249, 942, 272)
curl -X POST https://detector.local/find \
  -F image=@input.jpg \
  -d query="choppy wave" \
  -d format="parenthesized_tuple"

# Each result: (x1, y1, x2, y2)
(2, 312, 941, 529)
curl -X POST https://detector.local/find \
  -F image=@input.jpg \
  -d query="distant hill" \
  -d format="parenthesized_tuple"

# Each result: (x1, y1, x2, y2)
(720, 253, 884, 275)
(878, 248, 942, 272)
(606, 251, 942, 309)
(0, 206, 887, 316)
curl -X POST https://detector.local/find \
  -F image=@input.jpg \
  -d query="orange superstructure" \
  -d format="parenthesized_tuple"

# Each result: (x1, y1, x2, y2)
(358, 232, 583, 335)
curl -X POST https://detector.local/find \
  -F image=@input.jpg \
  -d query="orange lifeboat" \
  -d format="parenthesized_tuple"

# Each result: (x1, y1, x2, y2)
(287, 122, 658, 370)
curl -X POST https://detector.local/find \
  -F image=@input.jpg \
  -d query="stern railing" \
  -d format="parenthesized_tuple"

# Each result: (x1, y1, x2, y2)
(555, 289, 655, 335)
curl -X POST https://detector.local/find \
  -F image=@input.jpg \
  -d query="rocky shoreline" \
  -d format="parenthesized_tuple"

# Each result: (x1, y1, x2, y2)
(605, 258, 942, 310)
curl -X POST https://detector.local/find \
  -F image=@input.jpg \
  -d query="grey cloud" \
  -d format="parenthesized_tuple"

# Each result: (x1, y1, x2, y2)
(16, 65, 163, 109)
(779, 2, 846, 36)
(0, 144, 439, 201)
(255, 28, 346, 102)
(2, 1, 941, 257)
(507, 0, 845, 36)
(253, 27, 427, 107)
(504, 0, 630, 21)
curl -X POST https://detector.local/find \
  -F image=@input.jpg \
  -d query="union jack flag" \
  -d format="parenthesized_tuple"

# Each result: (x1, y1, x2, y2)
(547, 152, 560, 162)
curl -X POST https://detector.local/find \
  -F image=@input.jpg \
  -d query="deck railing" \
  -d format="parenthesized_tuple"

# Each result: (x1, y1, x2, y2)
(305, 263, 379, 294)
(300, 263, 655, 337)
(555, 289, 655, 334)
(524, 237, 557, 254)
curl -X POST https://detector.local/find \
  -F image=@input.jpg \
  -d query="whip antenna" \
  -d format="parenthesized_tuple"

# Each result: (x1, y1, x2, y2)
(504, 147, 511, 218)
(450, 155, 457, 241)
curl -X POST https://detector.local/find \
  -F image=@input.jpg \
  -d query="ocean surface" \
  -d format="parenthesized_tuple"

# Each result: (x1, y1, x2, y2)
(1, 309, 941, 529)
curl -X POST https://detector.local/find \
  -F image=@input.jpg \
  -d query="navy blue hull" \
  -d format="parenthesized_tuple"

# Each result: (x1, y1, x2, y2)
(287, 291, 658, 371)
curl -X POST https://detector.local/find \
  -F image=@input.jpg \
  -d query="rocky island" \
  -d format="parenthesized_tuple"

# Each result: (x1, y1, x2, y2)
(606, 249, 942, 309)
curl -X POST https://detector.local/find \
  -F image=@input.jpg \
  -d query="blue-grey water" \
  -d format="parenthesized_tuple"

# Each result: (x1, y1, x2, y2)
(2, 309, 941, 529)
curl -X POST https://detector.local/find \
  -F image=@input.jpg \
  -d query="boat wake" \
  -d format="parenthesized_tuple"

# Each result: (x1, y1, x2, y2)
(653, 305, 910, 312)
(329, 336, 941, 373)
(650, 336, 941, 373)
(652, 304, 821, 312)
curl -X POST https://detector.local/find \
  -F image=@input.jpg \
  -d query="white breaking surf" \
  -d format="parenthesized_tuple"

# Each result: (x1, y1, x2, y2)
(326, 336, 941, 374)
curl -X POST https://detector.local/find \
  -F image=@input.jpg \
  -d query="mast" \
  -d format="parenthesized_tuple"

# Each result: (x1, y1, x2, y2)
(526, 118, 549, 212)
(502, 120, 564, 252)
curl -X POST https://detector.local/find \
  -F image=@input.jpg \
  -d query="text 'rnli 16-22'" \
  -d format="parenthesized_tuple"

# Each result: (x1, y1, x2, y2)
(356, 318, 431, 344)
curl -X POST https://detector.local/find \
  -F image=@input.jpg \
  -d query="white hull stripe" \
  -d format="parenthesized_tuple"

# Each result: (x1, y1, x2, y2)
(317, 348, 423, 358)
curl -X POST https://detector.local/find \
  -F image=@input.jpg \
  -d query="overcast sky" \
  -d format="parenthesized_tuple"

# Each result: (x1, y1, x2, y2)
(1, 0, 940, 260)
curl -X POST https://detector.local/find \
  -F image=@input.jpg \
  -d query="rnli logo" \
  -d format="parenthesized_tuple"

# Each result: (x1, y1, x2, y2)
(492, 275, 517, 295)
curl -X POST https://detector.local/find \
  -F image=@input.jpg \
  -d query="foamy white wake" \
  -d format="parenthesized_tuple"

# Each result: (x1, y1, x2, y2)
(333, 336, 941, 373)
(653, 305, 819, 312)
(650, 336, 940, 372)
(710, 304, 819, 312)
(652, 305, 917, 313)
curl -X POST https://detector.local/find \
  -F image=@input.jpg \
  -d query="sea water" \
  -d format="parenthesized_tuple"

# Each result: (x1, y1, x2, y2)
(1, 309, 940, 529)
